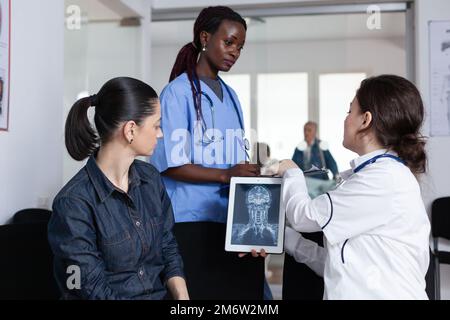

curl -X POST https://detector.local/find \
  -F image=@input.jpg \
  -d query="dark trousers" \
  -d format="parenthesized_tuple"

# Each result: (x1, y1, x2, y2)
(282, 231, 324, 300)
(173, 222, 265, 300)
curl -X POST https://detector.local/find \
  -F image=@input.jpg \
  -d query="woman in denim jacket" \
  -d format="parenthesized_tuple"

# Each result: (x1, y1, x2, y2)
(48, 77, 189, 300)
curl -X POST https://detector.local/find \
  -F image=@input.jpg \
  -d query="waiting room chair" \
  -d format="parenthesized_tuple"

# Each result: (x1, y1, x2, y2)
(0, 223, 59, 300)
(12, 208, 52, 225)
(431, 197, 450, 300)
(12, 208, 52, 224)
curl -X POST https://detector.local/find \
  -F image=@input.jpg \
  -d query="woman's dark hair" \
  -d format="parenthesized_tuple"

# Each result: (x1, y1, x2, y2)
(169, 6, 247, 120)
(356, 74, 427, 174)
(65, 77, 158, 161)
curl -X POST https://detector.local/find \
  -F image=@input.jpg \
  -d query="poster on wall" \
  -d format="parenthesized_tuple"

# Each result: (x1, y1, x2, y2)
(0, 0, 10, 131)
(429, 20, 450, 136)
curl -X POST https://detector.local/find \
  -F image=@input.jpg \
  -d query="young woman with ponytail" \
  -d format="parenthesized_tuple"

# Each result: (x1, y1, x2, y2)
(48, 77, 189, 300)
(279, 75, 431, 299)
(151, 6, 266, 299)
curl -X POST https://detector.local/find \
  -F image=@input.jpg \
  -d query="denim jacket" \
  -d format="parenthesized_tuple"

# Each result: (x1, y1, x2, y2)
(48, 156, 184, 300)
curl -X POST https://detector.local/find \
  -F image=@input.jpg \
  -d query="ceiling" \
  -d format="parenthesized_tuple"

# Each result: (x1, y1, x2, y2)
(151, 12, 405, 46)
(69, 0, 405, 44)
(69, 0, 131, 21)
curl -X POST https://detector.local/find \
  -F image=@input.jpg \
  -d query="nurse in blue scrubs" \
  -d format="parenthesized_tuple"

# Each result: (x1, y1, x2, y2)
(151, 6, 265, 299)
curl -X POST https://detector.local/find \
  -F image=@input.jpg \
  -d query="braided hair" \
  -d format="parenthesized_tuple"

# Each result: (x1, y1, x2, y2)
(169, 6, 247, 120)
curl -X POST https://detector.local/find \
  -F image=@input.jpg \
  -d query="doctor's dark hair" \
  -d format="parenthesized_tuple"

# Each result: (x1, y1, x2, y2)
(356, 74, 427, 174)
(65, 77, 159, 161)
(169, 6, 247, 120)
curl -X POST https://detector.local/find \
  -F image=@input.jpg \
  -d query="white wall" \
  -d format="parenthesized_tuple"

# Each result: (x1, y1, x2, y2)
(415, 0, 450, 300)
(63, 22, 143, 183)
(0, 0, 64, 224)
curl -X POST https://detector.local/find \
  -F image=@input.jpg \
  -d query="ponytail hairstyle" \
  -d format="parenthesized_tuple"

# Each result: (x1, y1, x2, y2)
(169, 6, 247, 120)
(65, 77, 159, 161)
(356, 75, 427, 175)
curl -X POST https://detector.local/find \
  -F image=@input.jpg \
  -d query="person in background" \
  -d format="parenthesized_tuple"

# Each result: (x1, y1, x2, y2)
(292, 121, 339, 181)
(48, 77, 188, 300)
(280, 75, 430, 299)
(150, 6, 265, 299)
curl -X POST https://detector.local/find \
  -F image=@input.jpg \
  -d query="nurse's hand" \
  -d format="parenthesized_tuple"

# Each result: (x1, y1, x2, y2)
(223, 163, 261, 183)
(238, 249, 267, 258)
(277, 160, 299, 177)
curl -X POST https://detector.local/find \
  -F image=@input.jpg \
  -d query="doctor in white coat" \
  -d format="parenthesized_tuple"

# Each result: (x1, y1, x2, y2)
(279, 75, 431, 300)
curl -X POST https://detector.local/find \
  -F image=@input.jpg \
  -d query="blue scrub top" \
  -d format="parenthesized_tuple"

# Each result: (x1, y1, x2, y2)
(150, 73, 247, 223)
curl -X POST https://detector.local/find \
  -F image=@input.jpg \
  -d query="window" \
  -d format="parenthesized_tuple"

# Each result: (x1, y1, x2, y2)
(319, 73, 366, 171)
(257, 73, 308, 160)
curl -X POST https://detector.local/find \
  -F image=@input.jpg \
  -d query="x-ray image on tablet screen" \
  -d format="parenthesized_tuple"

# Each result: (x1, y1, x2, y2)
(225, 177, 285, 254)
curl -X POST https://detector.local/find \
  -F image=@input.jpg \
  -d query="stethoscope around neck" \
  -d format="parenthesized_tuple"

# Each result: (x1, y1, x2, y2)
(193, 76, 250, 160)
(353, 152, 406, 173)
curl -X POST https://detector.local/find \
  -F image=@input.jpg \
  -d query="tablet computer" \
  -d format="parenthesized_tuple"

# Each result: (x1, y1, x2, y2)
(225, 177, 285, 254)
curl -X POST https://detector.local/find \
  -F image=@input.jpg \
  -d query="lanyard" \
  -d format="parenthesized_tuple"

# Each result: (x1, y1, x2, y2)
(353, 153, 406, 173)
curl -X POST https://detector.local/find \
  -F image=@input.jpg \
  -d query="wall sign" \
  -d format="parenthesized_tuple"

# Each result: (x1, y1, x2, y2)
(429, 20, 450, 136)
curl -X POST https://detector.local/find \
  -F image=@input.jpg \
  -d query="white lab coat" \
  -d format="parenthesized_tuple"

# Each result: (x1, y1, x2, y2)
(283, 149, 430, 300)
